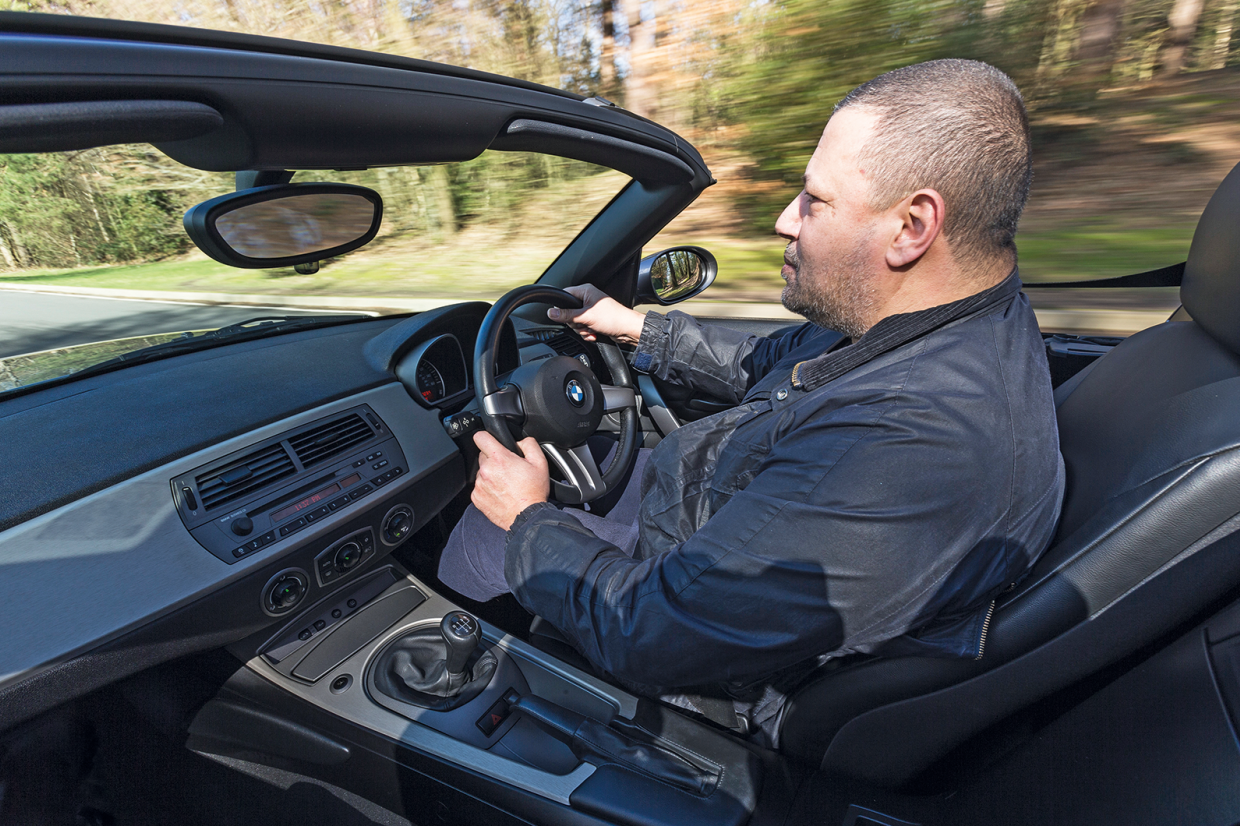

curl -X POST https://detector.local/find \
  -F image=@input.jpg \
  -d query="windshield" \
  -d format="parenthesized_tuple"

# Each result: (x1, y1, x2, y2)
(0, 149, 629, 394)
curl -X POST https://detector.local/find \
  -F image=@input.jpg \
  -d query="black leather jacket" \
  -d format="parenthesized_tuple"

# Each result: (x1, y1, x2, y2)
(505, 272, 1064, 737)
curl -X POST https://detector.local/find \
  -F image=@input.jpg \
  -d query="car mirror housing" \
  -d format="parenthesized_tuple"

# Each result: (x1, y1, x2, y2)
(635, 246, 718, 305)
(184, 183, 383, 268)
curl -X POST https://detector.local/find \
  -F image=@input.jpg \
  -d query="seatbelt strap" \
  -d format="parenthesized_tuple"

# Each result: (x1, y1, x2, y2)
(1023, 261, 1184, 289)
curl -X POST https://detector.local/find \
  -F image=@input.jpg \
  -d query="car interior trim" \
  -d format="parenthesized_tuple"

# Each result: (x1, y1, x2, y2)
(0, 98, 223, 154)
(0, 382, 458, 692)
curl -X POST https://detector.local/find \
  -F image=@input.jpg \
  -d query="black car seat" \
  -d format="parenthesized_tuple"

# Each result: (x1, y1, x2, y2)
(778, 159, 1240, 785)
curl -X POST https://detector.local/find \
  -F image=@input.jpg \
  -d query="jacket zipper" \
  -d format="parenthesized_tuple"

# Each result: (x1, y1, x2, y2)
(975, 600, 997, 660)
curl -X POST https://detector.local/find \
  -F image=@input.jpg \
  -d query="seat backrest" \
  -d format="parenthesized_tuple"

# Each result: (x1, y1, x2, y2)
(779, 161, 1240, 786)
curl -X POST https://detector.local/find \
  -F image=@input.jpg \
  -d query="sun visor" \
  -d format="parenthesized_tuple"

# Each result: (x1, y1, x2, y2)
(153, 86, 507, 172)
(0, 99, 223, 153)
(492, 119, 693, 184)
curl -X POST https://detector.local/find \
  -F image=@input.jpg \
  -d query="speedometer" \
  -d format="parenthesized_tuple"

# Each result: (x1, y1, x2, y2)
(394, 333, 468, 407)
(416, 360, 445, 403)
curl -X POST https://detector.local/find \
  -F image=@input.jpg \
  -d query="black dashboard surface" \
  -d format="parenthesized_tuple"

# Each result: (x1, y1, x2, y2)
(0, 303, 524, 730)
(0, 318, 401, 533)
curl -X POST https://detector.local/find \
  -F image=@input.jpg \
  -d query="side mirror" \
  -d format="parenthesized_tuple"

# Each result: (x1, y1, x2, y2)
(635, 246, 718, 305)
(184, 183, 382, 268)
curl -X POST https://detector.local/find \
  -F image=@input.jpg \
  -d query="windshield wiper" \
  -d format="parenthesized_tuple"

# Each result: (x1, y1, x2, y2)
(58, 314, 365, 383)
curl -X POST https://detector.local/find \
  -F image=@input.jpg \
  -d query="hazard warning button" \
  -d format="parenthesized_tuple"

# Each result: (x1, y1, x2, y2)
(475, 689, 519, 737)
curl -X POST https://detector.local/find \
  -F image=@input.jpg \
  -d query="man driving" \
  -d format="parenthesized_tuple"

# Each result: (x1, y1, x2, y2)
(439, 58, 1065, 744)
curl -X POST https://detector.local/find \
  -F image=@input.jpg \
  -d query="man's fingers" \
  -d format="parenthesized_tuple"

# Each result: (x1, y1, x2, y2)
(516, 437, 547, 470)
(548, 306, 585, 323)
(472, 429, 502, 457)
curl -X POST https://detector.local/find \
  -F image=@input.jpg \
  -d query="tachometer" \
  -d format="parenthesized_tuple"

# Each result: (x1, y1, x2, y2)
(416, 360, 445, 403)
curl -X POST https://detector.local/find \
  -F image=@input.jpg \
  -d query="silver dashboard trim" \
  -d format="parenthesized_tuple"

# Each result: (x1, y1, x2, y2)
(0, 382, 458, 690)
(245, 577, 638, 805)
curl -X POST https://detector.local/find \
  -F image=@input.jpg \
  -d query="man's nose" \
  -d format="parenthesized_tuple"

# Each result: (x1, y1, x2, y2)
(775, 191, 804, 240)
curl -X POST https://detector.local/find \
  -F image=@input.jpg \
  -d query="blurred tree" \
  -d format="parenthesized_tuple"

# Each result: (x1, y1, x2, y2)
(1158, 0, 1206, 74)
(599, 0, 619, 100)
(1210, 0, 1238, 68)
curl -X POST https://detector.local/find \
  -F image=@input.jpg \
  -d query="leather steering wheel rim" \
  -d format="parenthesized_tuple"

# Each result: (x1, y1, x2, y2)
(474, 284, 640, 504)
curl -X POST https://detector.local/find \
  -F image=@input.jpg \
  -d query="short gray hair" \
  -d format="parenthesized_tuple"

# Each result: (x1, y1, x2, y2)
(835, 59, 1032, 266)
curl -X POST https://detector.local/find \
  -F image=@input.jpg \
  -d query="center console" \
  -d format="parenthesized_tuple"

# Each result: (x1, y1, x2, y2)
(198, 564, 764, 826)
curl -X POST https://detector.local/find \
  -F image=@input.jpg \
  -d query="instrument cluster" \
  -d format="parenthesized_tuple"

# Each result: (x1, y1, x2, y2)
(395, 334, 470, 408)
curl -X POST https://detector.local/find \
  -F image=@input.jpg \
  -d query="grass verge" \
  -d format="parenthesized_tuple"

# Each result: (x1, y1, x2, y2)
(0, 221, 1197, 303)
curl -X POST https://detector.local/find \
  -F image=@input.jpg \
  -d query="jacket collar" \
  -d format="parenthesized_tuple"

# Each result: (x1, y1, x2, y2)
(791, 267, 1023, 391)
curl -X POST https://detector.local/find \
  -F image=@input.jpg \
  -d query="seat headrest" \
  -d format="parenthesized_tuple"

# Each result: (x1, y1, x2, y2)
(1181, 160, 1240, 354)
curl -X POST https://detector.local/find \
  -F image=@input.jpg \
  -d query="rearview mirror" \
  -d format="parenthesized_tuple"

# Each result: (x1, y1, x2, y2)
(635, 246, 718, 305)
(184, 183, 383, 268)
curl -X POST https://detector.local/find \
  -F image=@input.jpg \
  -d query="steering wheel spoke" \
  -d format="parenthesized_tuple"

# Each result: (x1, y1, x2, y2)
(474, 284, 638, 503)
(481, 384, 525, 421)
(543, 443, 606, 504)
(600, 384, 637, 413)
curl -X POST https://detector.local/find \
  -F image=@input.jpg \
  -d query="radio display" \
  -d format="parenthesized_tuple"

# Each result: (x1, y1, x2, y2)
(272, 484, 339, 523)
(270, 473, 363, 524)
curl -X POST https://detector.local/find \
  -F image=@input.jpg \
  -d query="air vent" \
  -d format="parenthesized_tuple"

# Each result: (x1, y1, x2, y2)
(197, 444, 296, 511)
(546, 332, 587, 359)
(289, 413, 374, 468)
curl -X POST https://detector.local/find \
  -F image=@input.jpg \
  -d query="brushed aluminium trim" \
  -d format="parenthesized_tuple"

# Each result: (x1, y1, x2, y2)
(0, 382, 457, 689)
(245, 571, 641, 804)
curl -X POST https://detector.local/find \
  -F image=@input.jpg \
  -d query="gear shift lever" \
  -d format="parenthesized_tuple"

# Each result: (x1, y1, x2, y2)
(441, 610, 481, 677)
(371, 609, 497, 712)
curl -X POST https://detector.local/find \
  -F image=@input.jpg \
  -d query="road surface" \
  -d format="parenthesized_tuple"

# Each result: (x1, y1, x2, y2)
(0, 290, 362, 359)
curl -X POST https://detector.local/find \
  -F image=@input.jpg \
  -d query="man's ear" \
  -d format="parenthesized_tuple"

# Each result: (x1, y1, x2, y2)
(885, 189, 945, 269)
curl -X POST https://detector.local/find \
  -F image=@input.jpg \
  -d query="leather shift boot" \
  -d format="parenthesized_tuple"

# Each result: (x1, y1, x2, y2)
(372, 627, 497, 711)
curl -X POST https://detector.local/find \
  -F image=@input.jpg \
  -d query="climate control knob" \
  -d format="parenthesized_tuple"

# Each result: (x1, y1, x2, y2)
(334, 541, 362, 571)
(262, 569, 309, 616)
(381, 505, 414, 546)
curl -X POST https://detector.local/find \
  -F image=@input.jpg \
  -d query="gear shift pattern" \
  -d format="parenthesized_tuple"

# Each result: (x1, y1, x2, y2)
(441, 611, 481, 676)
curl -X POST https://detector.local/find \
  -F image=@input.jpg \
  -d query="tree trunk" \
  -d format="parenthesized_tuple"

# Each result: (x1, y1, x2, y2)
(619, 0, 656, 118)
(599, 0, 618, 100)
(1211, 0, 1238, 69)
(426, 165, 456, 239)
(1, 220, 29, 268)
(1159, 0, 1206, 76)
(0, 227, 15, 270)
(1074, 0, 1125, 66)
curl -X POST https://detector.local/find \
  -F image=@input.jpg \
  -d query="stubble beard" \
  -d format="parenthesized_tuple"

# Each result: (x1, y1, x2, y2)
(780, 238, 878, 340)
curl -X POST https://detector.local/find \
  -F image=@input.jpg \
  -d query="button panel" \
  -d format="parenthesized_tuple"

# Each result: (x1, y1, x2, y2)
(260, 568, 410, 666)
(476, 689, 521, 737)
(314, 528, 377, 587)
(185, 423, 411, 564)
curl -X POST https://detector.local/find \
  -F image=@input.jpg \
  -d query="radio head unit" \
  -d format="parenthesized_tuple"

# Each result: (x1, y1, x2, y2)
(171, 404, 409, 563)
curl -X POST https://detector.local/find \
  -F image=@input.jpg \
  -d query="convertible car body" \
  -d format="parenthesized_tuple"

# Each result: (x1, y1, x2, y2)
(2, 12, 1240, 826)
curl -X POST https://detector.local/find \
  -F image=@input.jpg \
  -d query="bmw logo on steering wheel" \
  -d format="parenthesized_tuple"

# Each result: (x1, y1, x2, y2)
(565, 379, 586, 407)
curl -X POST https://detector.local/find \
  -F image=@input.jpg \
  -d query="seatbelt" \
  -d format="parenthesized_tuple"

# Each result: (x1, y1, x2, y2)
(1023, 261, 1185, 289)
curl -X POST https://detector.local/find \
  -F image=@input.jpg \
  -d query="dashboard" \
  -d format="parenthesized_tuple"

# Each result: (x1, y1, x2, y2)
(0, 300, 600, 731)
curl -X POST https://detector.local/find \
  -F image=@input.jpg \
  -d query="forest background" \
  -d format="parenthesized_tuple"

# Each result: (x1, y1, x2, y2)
(2, 0, 1240, 306)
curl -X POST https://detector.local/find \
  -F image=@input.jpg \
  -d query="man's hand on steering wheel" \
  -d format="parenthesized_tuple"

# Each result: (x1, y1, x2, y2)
(547, 285, 646, 346)
(473, 285, 641, 510)
(471, 431, 549, 531)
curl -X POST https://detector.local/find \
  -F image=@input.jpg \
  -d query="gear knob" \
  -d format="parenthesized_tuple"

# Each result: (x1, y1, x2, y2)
(440, 610, 481, 676)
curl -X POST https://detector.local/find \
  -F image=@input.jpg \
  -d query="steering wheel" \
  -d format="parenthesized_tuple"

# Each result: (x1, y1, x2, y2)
(474, 285, 640, 505)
